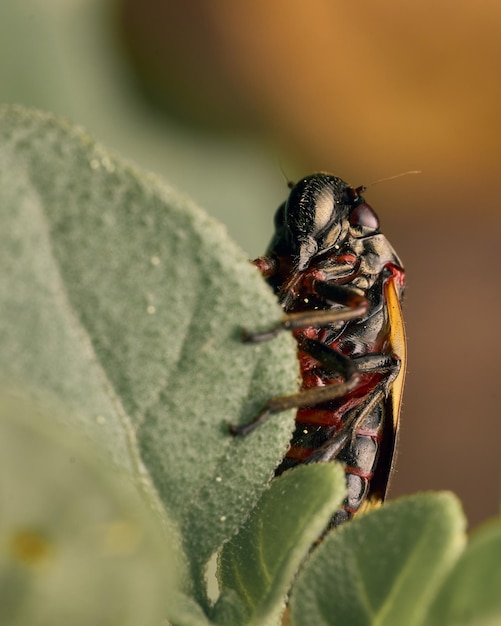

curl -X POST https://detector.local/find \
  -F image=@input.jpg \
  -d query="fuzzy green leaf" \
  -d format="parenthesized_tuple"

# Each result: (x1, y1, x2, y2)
(215, 463, 346, 626)
(0, 105, 298, 603)
(290, 493, 466, 626)
(426, 520, 501, 626)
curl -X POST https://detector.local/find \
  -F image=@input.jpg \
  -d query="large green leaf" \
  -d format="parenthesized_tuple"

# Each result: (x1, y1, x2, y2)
(290, 493, 466, 626)
(0, 105, 298, 603)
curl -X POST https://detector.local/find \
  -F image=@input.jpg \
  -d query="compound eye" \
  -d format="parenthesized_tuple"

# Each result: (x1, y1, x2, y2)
(349, 203, 380, 230)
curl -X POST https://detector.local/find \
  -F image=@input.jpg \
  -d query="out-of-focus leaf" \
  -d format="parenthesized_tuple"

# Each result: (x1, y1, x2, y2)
(426, 519, 501, 626)
(0, 395, 181, 626)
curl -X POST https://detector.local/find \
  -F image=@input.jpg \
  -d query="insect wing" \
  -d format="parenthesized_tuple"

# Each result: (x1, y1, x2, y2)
(361, 275, 407, 513)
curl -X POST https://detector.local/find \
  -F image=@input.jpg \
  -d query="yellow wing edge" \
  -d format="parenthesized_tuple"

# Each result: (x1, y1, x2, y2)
(356, 276, 406, 516)
(386, 276, 407, 428)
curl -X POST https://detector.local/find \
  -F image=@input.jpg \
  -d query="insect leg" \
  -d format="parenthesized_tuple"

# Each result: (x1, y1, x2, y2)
(298, 337, 356, 379)
(251, 255, 279, 279)
(229, 338, 361, 436)
(229, 375, 360, 436)
(353, 353, 401, 376)
(243, 283, 369, 343)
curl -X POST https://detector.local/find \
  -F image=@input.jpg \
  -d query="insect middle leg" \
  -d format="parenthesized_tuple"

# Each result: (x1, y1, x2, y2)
(229, 338, 361, 436)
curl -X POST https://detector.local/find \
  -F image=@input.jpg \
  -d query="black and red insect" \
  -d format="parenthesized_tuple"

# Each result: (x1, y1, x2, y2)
(231, 172, 406, 526)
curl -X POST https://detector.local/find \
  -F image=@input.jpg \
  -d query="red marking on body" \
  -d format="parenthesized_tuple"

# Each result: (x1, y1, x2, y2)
(344, 505, 360, 515)
(386, 263, 405, 290)
(287, 445, 316, 461)
(294, 408, 344, 427)
(251, 256, 278, 278)
(300, 372, 327, 389)
(345, 465, 374, 481)
(297, 327, 320, 341)
(356, 427, 382, 439)
(306, 269, 326, 285)
(335, 253, 358, 265)
(291, 368, 384, 424)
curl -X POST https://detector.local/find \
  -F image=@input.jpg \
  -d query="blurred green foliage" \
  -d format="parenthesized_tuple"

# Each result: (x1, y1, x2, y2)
(0, 0, 287, 257)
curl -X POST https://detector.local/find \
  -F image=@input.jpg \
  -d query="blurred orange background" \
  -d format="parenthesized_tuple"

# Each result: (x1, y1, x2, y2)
(120, 0, 501, 528)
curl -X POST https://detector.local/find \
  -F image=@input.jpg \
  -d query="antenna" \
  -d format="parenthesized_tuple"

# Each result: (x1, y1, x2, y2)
(277, 158, 295, 189)
(365, 170, 422, 189)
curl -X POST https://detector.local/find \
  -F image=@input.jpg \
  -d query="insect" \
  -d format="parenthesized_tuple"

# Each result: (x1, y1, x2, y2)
(230, 172, 406, 526)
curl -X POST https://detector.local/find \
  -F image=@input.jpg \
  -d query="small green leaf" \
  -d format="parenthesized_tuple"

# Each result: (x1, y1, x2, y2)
(426, 519, 501, 626)
(0, 105, 298, 604)
(215, 463, 346, 626)
(0, 395, 181, 626)
(290, 493, 466, 626)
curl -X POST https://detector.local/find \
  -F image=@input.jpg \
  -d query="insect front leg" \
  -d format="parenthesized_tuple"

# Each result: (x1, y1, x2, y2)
(242, 280, 369, 343)
(251, 255, 280, 279)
